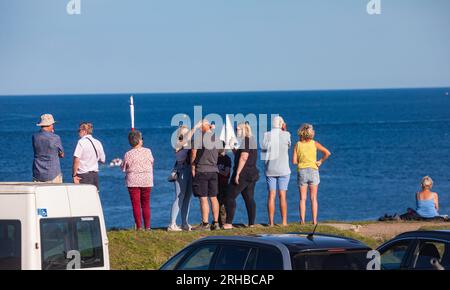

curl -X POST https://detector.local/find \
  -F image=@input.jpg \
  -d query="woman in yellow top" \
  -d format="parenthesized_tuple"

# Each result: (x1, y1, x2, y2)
(292, 124, 331, 225)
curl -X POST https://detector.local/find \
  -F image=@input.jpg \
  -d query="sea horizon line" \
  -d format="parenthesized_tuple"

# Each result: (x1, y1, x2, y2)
(1, 85, 449, 98)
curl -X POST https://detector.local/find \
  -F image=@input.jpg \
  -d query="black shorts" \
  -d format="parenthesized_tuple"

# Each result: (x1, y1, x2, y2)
(192, 172, 218, 198)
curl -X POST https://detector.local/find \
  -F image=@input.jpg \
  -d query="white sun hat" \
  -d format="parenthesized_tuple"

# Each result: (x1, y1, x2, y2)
(36, 114, 56, 127)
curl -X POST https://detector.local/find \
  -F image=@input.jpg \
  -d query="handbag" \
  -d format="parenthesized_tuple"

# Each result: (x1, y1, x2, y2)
(167, 169, 178, 182)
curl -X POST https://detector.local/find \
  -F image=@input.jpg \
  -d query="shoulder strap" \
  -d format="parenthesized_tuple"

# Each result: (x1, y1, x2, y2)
(85, 137, 98, 159)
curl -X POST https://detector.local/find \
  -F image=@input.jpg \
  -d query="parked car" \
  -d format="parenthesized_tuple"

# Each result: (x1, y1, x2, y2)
(0, 183, 110, 270)
(377, 230, 450, 270)
(160, 233, 372, 270)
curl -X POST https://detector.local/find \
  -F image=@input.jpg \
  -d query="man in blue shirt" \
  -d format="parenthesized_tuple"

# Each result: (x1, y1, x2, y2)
(32, 114, 64, 183)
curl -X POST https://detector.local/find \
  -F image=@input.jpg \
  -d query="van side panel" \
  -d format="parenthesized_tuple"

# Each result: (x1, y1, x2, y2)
(67, 186, 101, 216)
(35, 186, 71, 218)
(0, 194, 38, 270)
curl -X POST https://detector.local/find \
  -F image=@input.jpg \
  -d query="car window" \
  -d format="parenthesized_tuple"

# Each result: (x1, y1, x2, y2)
(214, 245, 252, 270)
(177, 244, 217, 270)
(413, 240, 450, 270)
(254, 247, 284, 270)
(0, 220, 21, 270)
(160, 247, 192, 270)
(441, 243, 450, 269)
(292, 250, 369, 270)
(380, 239, 412, 270)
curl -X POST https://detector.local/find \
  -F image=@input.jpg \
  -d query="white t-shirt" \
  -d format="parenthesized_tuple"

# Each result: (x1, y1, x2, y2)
(73, 135, 106, 174)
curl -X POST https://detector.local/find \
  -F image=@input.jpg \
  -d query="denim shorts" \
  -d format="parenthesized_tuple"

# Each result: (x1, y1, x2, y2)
(266, 175, 290, 191)
(297, 168, 320, 187)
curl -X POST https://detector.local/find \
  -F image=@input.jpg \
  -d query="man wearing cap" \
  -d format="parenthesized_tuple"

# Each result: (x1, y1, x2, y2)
(72, 122, 106, 190)
(32, 114, 64, 183)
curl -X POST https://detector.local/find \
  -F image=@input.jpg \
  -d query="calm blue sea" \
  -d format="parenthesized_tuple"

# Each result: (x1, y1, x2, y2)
(0, 88, 449, 229)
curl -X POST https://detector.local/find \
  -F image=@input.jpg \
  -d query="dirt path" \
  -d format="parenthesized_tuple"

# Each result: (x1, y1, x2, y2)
(323, 221, 450, 242)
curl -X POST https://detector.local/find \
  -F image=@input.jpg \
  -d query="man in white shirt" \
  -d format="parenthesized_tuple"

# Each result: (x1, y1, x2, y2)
(72, 122, 106, 190)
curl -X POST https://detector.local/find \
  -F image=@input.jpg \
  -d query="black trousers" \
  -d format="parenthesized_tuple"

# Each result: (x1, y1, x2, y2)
(400, 208, 447, 221)
(225, 179, 257, 225)
(218, 183, 228, 226)
(77, 171, 99, 190)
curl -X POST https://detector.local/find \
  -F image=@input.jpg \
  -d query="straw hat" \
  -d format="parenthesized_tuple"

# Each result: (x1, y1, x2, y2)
(36, 114, 56, 127)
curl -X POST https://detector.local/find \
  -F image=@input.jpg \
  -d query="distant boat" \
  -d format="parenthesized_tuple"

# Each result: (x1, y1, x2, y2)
(109, 158, 123, 167)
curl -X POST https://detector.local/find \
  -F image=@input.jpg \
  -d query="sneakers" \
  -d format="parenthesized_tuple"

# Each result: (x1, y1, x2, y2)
(181, 224, 192, 231)
(193, 222, 211, 231)
(167, 224, 182, 232)
(210, 222, 220, 231)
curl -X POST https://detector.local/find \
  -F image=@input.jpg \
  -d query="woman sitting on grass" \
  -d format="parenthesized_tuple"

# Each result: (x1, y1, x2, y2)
(416, 176, 440, 218)
(399, 176, 448, 221)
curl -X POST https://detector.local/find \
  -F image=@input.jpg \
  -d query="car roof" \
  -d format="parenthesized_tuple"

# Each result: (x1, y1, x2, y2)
(195, 232, 370, 252)
(395, 230, 450, 241)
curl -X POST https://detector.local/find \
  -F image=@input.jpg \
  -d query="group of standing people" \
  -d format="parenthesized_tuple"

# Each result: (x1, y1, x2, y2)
(32, 114, 106, 189)
(32, 113, 155, 231)
(31, 113, 332, 231)
(168, 120, 260, 231)
(167, 116, 331, 232)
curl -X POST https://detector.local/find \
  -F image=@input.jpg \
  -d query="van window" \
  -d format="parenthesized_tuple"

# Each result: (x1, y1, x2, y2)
(40, 217, 104, 270)
(0, 220, 21, 270)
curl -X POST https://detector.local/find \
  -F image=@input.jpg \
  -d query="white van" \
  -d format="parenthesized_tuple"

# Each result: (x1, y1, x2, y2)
(0, 183, 110, 270)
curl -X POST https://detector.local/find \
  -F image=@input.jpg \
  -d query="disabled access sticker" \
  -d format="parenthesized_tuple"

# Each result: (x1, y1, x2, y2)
(37, 208, 48, 217)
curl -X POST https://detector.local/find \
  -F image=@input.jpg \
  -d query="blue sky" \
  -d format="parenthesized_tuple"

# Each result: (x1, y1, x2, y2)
(0, 0, 449, 95)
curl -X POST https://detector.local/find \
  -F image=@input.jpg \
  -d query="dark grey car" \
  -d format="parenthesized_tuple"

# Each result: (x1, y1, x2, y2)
(160, 233, 371, 270)
(377, 230, 450, 270)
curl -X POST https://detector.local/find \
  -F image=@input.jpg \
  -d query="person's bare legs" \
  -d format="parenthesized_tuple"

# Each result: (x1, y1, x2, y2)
(299, 186, 308, 224)
(309, 185, 318, 225)
(210, 196, 220, 223)
(200, 197, 210, 223)
(279, 190, 288, 226)
(267, 190, 276, 226)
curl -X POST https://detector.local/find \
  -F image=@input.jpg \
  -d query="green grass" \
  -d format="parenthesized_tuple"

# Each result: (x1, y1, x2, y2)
(418, 225, 450, 231)
(107, 224, 380, 270)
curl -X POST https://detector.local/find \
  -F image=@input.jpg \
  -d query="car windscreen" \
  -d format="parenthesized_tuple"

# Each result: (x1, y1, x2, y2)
(292, 249, 370, 270)
(0, 220, 21, 270)
(40, 217, 104, 270)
